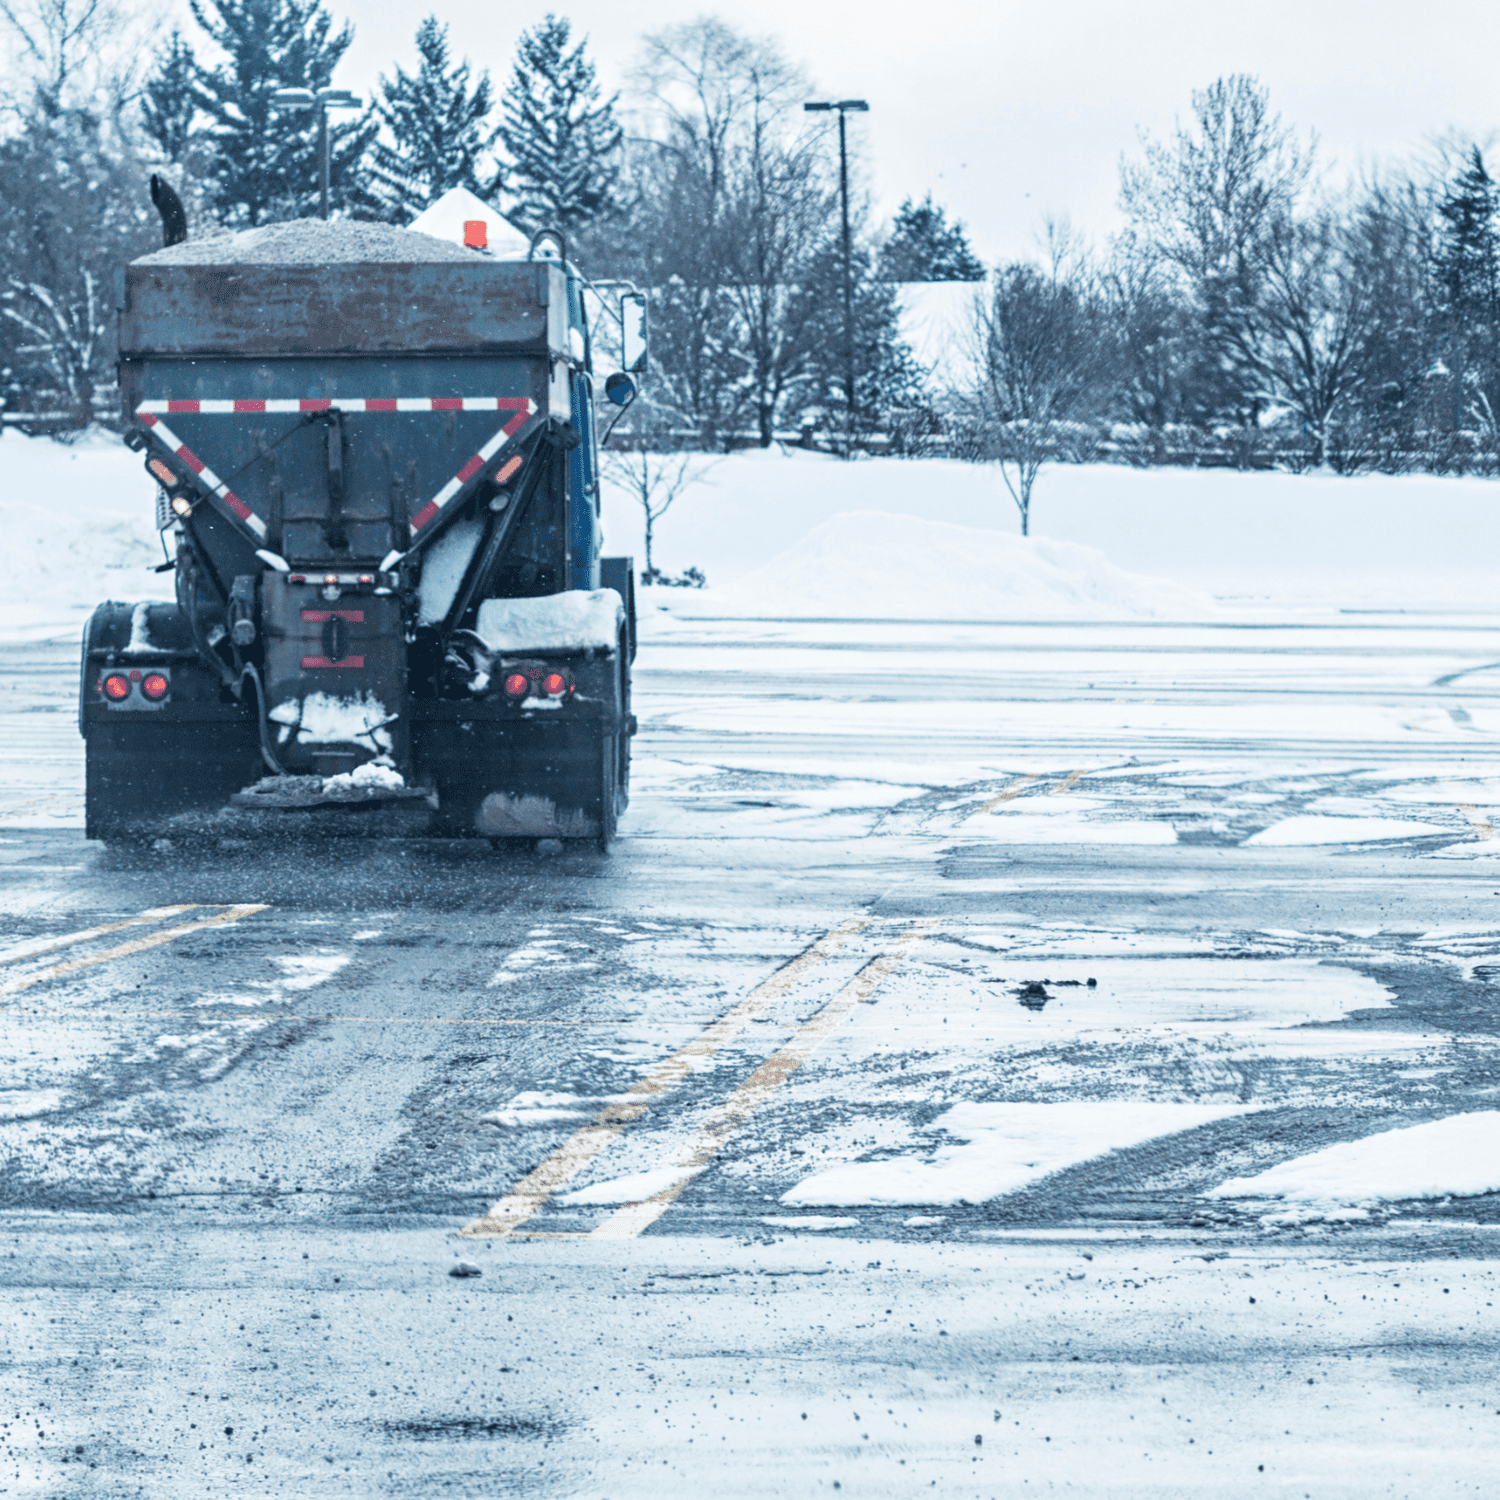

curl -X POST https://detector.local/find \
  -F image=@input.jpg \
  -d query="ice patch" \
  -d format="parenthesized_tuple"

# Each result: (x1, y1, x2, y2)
(474, 589, 624, 654)
(782, 1101, 1256, 1207)
(1245, 815, 1450, 846)
(272, 953, 350, 990)
(977, 810, 1177, 844)
(481, 1092, 607, 1127)
(558, 1166, 687, 1205)
(1210, 1111, 1500, 1204)
(0, 1089, 66, 1120)
(759, 1216, 861, 1232)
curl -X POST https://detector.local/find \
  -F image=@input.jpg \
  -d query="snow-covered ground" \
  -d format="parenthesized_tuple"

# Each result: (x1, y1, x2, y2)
(0, 429, 171, 645)
(9, 426, 1500, 644)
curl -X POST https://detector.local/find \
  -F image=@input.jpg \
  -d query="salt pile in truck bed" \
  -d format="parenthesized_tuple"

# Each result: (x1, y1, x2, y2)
(81, 210, 637, 847)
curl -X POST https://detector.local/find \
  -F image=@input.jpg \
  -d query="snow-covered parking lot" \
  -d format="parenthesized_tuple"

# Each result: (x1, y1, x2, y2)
(5, 433, 1500, 1495)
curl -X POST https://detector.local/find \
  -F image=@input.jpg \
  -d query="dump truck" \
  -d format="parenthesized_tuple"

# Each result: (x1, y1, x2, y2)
(80, 205, 643, 849)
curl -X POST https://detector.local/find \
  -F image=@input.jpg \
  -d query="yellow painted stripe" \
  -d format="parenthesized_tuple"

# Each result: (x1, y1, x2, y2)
(1048, 768, 1086, 796)
(0, 906, 203, 968)
(459, 916, 869, 1238)
(979, 775, 1037, 813)
(588, 920, 936, 1241)
(0, 905, 268, 997)
(1457, 803, 1496, 841)
(0, 792, 74, 823)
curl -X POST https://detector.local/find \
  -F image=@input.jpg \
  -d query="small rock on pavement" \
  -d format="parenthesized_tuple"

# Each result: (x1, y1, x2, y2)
(449, 1262, 483, 1278)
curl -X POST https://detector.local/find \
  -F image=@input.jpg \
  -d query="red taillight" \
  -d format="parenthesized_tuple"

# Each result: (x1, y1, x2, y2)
(102, 673, 130, 701)
(541, 671, 568, 697)
(140, 673, 169, 701)
(503, 672, 530, 698)
(147, 457, 175, 485)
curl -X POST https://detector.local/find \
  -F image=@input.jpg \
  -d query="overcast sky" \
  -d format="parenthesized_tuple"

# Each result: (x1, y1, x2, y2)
(332, 0, 1498, 263)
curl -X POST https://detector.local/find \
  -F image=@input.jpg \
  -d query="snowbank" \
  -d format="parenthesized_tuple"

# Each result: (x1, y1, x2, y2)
(684, 510, 1213, 620)
(474, 589, 624, 653)
(0, 429, 171, 645)
(601, 446, 1500, 610)
(1209, 1110, 1500, 1204)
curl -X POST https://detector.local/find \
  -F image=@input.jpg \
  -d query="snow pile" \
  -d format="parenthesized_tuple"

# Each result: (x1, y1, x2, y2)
(698, 511, 1213, 620)
(475, 589, 624, 653)
(134, 217, 482, 267)
(320, 760, 404, 793)
(0, 429, 170, 645)
(782, 1101, 1254, 1207)
(1209, 1111, 1500, 1205)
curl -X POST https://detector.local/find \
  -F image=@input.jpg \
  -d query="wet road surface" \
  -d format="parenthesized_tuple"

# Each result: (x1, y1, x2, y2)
(5, 612, 1500, 1495)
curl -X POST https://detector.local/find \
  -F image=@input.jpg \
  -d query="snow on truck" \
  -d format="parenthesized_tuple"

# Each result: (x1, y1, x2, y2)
(81, 189, 646, 849)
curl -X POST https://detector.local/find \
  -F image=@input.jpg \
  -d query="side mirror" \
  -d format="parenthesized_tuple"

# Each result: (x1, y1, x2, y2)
(604, 372, 636, 408)
(621, 292, 648, 372)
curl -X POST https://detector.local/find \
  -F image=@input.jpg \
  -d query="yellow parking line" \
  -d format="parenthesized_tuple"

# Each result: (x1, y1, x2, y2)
(0, 906, 203, 968)
(0, 905, 268, 998)
(459, 916, 869, 1238)
(979, 775, 1037, 813)
(588, 920, 936, 1240)
(1048, 768, 1086, 796)
(0, 792, 73, 823)
(1457, 803, 1496, 841)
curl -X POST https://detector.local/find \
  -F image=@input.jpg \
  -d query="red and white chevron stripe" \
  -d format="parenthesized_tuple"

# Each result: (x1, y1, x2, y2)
(138, 397, 536, 545)
(138, 413, 266, 540)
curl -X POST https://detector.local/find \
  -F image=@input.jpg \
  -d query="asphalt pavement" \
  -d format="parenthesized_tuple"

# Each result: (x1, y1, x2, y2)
(4, 611, 1500, 1497)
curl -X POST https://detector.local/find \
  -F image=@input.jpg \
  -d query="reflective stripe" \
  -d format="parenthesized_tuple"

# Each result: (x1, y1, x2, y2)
(136, 397, 532, 414)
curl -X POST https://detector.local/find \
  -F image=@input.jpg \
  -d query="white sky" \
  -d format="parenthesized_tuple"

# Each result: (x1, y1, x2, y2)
(327, 0, 1498, 264)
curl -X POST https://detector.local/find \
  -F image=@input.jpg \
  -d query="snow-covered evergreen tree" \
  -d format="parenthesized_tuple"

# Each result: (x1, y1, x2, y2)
(878, 194, 985, 281)
(188, 0, 374, 225)
(498, 14, 622, 235)
(1433, 146, 1499, 322)
(369, 17, 501, 224)
(141, 32, 200, 165)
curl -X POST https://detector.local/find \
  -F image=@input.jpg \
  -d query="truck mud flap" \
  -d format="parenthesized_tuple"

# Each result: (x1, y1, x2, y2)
(414, 713, 620, 842)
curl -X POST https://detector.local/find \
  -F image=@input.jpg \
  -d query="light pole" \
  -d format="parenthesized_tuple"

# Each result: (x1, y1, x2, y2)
(271, 87, 362, 220)
(804, 98, 868, 457)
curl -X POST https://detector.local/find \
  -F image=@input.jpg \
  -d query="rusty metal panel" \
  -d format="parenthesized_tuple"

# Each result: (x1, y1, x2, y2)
(120, 261, 565, 358)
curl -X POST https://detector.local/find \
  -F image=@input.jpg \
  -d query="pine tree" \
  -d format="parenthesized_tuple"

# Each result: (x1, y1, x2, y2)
(369, 18, 501, 224)
(141, 32, 200, 165)
(877, 194, 985, 282)
(1434, 146, 1499, 321)
(188, 0, 374, 226)
(498, 15, 622, 236)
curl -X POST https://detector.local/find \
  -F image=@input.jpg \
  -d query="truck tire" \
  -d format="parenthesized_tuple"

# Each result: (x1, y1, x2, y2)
(596, 732, 618, 853)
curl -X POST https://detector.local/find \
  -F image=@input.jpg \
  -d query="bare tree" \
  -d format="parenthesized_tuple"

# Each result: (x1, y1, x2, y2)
(602, 448, 720, 581)
(965, 262, 1114, 535)
(621, 19, 838, 448)
(1218, 206, 1376, 466)
(0, 0, 141, 115)
(1119, 74, 1314, 429)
